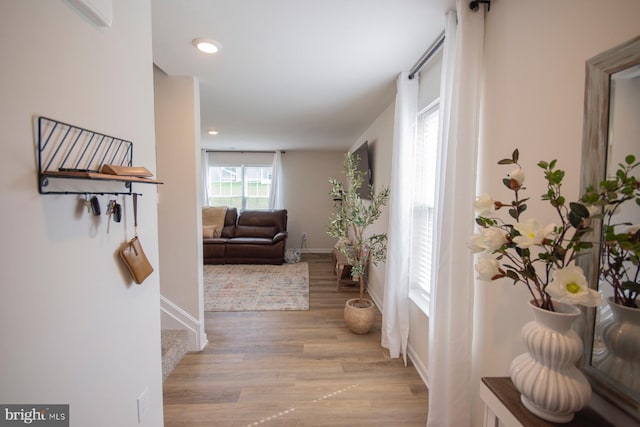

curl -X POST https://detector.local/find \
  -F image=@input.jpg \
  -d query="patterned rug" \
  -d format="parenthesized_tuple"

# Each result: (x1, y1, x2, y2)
(203, 263, 309, 311)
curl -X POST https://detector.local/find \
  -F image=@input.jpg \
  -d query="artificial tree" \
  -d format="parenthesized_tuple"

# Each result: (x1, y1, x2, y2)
(328, 151, 390, 307)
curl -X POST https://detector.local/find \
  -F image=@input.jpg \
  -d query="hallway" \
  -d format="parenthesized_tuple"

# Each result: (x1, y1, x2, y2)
(162, 253, 428, 426)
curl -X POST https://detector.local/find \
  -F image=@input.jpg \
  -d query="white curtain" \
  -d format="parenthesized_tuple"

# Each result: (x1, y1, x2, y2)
(268, 150, 283, 209)
(427, 3, 484, 427)
(381, 72, 419, 364)
(201, 149, 210, 206)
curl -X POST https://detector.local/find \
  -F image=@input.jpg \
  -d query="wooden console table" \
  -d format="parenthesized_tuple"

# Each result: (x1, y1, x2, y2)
(480, 377, 613, 427)
(331, 248, 359, 291)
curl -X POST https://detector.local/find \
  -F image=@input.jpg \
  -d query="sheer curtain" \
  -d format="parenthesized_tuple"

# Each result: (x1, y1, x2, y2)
(268, 150, 283, 209)
(427, 3, 485, 427)
(201, 149, 210, 206)
(381, 72, 418, 364)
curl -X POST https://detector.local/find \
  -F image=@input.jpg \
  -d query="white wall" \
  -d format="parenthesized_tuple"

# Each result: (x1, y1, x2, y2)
(0, 1, 163, 426)
(283, 151, 345, 251)
(154, 68, 207, 350)
(475, 1, 640, 425)
(348, 103, 395, 307)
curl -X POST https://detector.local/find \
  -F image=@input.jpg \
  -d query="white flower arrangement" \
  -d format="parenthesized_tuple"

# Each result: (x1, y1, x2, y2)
(471, 149, 601, 311)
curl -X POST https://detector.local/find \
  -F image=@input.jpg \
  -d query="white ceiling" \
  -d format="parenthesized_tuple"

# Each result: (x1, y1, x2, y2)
(151, 0, 453, 151)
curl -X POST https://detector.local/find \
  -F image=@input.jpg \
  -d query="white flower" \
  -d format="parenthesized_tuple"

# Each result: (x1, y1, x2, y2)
(468, 233, 486, 253)
(468, 227, 508, 253)
(547, 264, 602, 307)
(475, 256, 501, 281)
(475, 193, 495, 215)
(511, 220, 556, 248)
(512, 219, 553, 248)
(480, 227, 508, 251)
(543, 223, 559, 239)
(509, 167, 525, 187)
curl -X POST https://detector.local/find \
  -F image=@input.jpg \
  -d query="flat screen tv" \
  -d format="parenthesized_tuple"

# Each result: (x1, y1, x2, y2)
(352, 141, 372, 200)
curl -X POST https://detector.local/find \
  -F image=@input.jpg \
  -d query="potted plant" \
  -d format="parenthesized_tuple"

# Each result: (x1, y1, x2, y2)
(328, 152, 390, 334)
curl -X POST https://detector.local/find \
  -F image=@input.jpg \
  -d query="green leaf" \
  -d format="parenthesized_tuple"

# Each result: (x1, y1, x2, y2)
(569, 202, 590, 218)
(512, 149, 519, 163)
(626, 155, 636, 165)
(505, 270, 519, 280)
(498, 159, 514, 165)
(621, 281, 640, 293)
(538, 161, 548, 169)
(573, 241, 593, 251)
(568, 211, 582, 228)
(549, 159, 557, 170)
(503, 178, 512, 189)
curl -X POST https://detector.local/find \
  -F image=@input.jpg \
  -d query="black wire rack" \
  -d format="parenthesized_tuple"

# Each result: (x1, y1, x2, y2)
(36, 116, 159, 195)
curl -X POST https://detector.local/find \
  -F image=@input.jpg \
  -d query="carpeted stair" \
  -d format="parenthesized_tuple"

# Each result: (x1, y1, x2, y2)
(161, 329, 189, 382)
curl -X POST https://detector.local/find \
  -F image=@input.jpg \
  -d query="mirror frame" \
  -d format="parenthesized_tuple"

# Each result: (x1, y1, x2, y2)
(578, 35, 640, 420)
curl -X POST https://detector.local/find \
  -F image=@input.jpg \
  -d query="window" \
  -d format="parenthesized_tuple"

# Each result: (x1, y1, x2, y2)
(207, 165, 272, 210)
(408, 101, 440, 314)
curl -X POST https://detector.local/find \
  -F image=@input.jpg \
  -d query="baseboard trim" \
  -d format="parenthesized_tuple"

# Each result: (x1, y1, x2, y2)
(407, 342, 429, 388)
(160, 295, 208, 352)
(300, 248, 333, 253)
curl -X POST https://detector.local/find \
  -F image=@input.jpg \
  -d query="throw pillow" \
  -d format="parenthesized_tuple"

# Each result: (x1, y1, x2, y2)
(202, 225, 220, 238)
(202, 206, 227, 228)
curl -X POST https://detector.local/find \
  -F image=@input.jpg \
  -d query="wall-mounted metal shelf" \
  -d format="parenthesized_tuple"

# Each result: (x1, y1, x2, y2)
(36, 116, 162, 195)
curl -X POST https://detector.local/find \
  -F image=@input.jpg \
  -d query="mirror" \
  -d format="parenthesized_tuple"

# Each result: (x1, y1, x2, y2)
(578, 35, 640, 420)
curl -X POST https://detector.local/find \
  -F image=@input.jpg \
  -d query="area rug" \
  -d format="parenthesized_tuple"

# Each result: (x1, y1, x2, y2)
(203, 263, 309, 311)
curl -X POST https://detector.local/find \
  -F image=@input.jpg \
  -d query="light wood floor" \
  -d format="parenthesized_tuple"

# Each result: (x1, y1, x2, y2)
(163, 253, 428, 426)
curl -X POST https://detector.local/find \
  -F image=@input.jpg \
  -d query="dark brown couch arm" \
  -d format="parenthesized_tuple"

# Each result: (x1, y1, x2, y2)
(273, 231, 287, 243)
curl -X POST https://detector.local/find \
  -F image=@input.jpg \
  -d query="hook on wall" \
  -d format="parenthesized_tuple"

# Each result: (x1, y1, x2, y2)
(469, 0, 491, 12)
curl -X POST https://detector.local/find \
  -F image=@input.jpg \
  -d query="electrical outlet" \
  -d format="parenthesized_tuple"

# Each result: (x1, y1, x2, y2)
(137, 387, 149, 424)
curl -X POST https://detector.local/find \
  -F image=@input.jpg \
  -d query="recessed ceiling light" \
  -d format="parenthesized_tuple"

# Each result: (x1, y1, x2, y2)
(192, 38, 219, 54)
(207, 130, 219, 135)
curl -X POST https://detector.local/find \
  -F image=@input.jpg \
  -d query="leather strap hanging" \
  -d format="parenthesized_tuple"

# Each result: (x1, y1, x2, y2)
(118, 194, 153, 284)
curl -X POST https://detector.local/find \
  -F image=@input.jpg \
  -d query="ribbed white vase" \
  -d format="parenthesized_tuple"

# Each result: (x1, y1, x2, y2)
(597, 296, 640, 393)
(509, 301, 591, 423)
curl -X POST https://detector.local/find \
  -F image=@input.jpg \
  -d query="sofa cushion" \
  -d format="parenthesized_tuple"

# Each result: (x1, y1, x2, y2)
(203, 237, 228, 244)
(221, 208, 238, 238)
(237, 210, 287, 233)
(227, 237, 274, 245)
(235, 225, 277, 239)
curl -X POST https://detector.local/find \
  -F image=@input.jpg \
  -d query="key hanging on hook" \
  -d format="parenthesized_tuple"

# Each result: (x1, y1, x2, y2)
(90, 195, 101, 216)
(84, 194, 92, 213)
(106, 199, 116, 234)
(113, 195, 122, 223)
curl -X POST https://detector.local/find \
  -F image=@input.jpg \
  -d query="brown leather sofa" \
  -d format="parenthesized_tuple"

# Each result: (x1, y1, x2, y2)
(203, 208, 288, 265)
